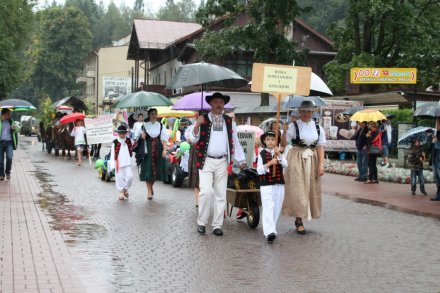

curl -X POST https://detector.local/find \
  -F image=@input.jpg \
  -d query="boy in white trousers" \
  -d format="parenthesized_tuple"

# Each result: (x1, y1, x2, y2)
(110, 125, 134, 200)
(256, 130, 287, 242)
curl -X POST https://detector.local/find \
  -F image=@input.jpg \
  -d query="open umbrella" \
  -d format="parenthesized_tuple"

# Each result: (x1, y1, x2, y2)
(236, 125, 264, 138)
(155, 106, 196, 118)
(413, 102, 440, 118)
(398, 126, 435, 149)
(166, 62, 248, 110)
(0, 99, 36, 109)
(350, 109, 386, 122)
(166, 62, 248, 90)
(278, 95, 325, 109)
(310, 73, 333, 96)
(114, 91, 172, 109)
(53, 96, 87, 112)
(60, 113, 85, 124)
(172, 92, 234, 111)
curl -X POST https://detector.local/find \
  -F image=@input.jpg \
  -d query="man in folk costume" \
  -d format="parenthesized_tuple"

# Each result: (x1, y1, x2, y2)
(188, 92, 247, 236)
(110, 125, 134, 200)
(282, 101, 326, 234)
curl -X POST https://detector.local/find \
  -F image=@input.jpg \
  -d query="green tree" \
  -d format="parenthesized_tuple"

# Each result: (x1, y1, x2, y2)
(0, 0, 34, 97)
(325, 0, 440, 95)
(157, 0, 197, 22)
(134, 0, 144, 13)
(297, 0, 348, 35)
(195, 0, 307, 105)
(28, 6, 93, 100)
(37, 96, 55, 128)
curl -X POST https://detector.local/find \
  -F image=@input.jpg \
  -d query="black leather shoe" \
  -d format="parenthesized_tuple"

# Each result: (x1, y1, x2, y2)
(267, 233, 276, 242)
(213, 228, 223, 236)
(197, 225, 206, 234)
(430, 198, 440, 201)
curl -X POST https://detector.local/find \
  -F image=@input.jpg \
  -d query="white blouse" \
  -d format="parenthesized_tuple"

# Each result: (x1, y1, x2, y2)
(136, 121, 169, 142)
(286, 119, 326, 146)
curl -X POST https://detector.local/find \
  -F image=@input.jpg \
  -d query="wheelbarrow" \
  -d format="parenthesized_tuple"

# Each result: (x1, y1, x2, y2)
(226, 188, 261, 229)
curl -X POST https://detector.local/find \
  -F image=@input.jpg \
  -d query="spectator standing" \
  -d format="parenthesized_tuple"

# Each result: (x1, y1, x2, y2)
(354, 122, 369, 182)
(407, 138, 427, 196)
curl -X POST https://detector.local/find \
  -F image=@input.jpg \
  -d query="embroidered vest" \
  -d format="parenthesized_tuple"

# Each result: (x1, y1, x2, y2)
(113, 138, 133, 160)
(291, 120, 321, 148)
(195, 114, 234, 169)
(258, 149, 285, 185)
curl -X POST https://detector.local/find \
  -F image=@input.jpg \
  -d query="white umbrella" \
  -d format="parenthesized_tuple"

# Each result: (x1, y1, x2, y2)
(248, 72, 333, 96)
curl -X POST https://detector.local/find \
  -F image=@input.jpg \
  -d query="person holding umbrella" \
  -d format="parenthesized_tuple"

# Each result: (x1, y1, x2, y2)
(136, 108, 169, 200)
(187, 92, 247, 236)
(70, 119, 87, 166)
(281, 101, 326, 234)
(0, 109, 18, 180)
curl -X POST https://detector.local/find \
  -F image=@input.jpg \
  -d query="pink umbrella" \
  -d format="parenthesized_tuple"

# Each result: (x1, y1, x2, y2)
(236, 125, 264, 137)
(172, 91, 234, 111)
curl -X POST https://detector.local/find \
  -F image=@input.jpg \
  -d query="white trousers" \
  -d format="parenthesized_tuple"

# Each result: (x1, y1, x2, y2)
(197, 157, 228, 229)
(260, 184, 285, 237)
(115, 165, 133, 192)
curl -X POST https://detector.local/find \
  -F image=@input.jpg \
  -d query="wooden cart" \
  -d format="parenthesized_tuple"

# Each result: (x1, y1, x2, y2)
(226, 188, 261, 229)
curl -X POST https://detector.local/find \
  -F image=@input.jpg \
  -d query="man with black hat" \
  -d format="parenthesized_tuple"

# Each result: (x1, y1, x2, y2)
(188, 92, 247, 236)
(110, 124, 133, 200)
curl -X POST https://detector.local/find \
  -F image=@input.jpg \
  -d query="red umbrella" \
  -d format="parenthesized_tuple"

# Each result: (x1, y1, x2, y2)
(60, 113, 85, 124)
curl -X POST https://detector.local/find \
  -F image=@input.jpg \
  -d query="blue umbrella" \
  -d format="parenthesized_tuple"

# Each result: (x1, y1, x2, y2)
(397, 126, 435, 149)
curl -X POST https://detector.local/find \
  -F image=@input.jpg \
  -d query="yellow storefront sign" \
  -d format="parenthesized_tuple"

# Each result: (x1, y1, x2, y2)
(350, 68, 417, 84)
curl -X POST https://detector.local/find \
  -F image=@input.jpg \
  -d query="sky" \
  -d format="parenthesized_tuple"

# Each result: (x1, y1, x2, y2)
(52, 0, 202, 14)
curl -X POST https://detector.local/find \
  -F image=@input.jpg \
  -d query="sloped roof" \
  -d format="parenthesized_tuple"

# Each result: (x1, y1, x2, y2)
(328, 92, 409, 106)
(133, 19, 202, 49)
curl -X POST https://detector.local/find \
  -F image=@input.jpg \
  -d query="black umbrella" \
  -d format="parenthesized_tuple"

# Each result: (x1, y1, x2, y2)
(166, 62, 248, 90)
(413, 102, 440, 118)
(277, 96, 325, 110)
(53, 96, 87, 112)
(342, 106, 364, 116)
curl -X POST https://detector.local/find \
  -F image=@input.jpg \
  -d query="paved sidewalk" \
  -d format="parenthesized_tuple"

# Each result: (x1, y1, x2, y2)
(0, 149, 84, 293)
(323, 173, 440, 219)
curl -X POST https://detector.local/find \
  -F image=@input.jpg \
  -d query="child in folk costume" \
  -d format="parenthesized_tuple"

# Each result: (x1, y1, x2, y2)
(257, 131, 287, 242)
(110, 125, 134, 200)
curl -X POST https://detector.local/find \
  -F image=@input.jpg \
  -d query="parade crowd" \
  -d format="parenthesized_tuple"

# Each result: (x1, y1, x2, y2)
(2, 93, 440, 244)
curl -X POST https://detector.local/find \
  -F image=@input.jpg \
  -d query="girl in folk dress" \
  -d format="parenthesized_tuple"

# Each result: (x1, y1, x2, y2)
(136, 108, 169, 199)
(281, 101, 326, 234)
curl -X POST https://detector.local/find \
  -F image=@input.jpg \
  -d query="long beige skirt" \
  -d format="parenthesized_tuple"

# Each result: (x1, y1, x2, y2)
(282, 146, 322, 219)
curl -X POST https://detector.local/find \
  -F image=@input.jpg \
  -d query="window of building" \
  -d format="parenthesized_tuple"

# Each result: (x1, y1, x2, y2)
(225, 58, 253, 78)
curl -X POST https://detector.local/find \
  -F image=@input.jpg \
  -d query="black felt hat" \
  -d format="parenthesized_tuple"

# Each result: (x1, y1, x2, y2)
(260, 130, 280, 147)
(205, 92, 230, 104)
(115, 124, 128, 133)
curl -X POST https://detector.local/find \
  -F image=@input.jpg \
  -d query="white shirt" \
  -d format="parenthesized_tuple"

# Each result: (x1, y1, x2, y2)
(132, 122, 144, 138)
(187, 112, 246, 162)
(286, 119, 326, 146)
(256, 148, 288, 175)
(109, 138, 132, 170)
(71, 126, 86, 145)
(136, 121, 169, 142)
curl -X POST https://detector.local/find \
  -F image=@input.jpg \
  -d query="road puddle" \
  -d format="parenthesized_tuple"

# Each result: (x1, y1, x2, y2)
(32, 168, 107, 245)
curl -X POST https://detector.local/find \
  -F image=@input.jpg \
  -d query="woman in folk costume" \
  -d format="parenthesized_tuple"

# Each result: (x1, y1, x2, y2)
(136, 108, 169, 199)
(110, 125, 134, 200)
(281, 101, 326, 234)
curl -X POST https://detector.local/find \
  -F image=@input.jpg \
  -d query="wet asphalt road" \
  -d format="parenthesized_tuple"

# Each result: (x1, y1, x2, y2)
(21, 137, 440, 293)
